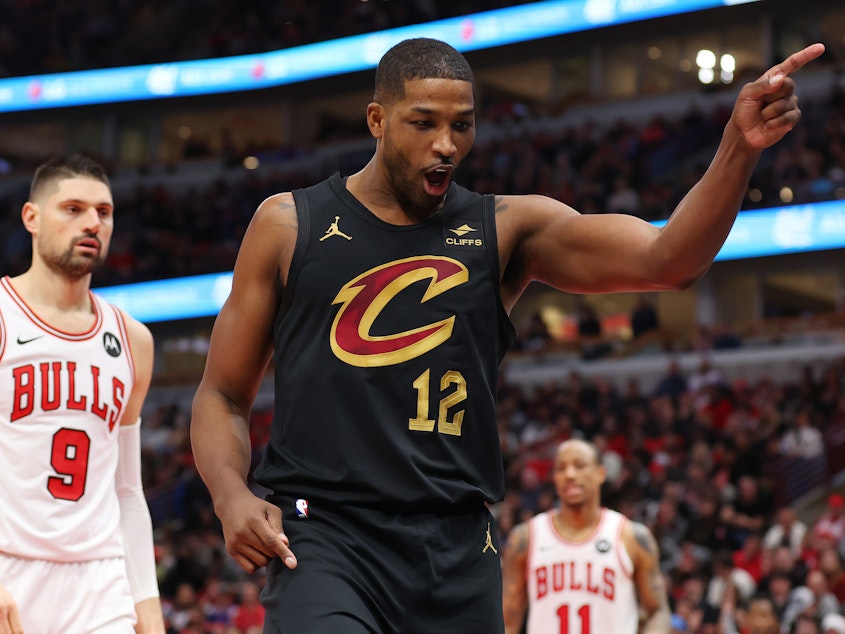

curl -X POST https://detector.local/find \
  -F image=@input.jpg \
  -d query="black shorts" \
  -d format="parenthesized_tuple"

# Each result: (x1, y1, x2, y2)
(261, 497, 504, 634)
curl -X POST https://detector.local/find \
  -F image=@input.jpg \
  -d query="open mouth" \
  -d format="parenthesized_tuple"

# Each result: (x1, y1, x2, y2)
(424, 165, 453, 196)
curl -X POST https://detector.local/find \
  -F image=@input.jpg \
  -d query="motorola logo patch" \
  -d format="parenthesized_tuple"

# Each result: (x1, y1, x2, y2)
(103, 332, 122, 357)
(595, 538, 612, 554)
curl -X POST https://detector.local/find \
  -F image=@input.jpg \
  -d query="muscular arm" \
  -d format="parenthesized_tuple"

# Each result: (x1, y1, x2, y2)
(190, 193, 298, 573)
(501, 522, 530, 634)
(623, 522, 671, 634)
(497, 44, 824, 309)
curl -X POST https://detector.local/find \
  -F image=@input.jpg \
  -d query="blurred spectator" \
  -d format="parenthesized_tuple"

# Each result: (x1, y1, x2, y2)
(576, 301, 612, 360)
(631, 294, 661, 339)
(822, 613, 845, 634)
(720, 475, 770, 549)
(706, 549, 757, 614)
(812, 493, 845, 548)
(721, 591, 780, 634)
(687, 357, 724, 401)
(783, 571, 840, 631)
(232, 579, 265, 632)
(763, 506, 808, 559)
(163, 582, 198, 633)
(781, 405, 825, 461)
(758, 545, 808, 594)
(576, 301, 602, 337)
(515, 311, 552, 353)
(733, 531, 766, 584)
(654, 359, 688, 402)
(793, 614, 822, 634)
(817, 547, 845, 604)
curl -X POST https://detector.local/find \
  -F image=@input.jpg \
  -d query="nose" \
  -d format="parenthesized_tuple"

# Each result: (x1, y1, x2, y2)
(81, 206, 102, 233)
(432, 127, 457, 159)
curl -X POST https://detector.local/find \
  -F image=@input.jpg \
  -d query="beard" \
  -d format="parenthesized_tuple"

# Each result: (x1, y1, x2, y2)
(41, 235, 106, 279)
(382, 136, 446, 216)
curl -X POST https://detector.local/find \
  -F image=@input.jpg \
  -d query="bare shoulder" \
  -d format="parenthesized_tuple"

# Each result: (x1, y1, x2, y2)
(120, 311, 153, 352)
(237, 192, 299, 283)
(495, 193, 581, 307)
(505, 520, 531, 553)
(252, 191, 298, 233)
(495, 193, 578, 224)
(114, 308, 153, 377)
(114, 309, 154, 424)
(622, 519, 659, 560)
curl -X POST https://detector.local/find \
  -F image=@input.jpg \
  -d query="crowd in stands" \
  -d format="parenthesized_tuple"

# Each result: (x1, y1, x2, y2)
(3, 75, 845, 287)
(137, 349, 845, 633)
(3, 4, 845, 631)
(0, 0, 542, 78)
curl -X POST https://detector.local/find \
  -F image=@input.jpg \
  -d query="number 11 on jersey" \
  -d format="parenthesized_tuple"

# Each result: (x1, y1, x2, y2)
(558, 604, 591, 634)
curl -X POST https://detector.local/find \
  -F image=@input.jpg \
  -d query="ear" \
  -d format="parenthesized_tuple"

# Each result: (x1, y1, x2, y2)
(366, 102, 386, 139)
(21, 201, 38, 235)
(597, 463, 607, 486)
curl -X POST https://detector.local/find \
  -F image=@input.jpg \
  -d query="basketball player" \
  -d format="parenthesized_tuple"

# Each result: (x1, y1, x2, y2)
(190, 38, 823, 632)
(0, 155, 164, 633)
(502, 440, 670, 633)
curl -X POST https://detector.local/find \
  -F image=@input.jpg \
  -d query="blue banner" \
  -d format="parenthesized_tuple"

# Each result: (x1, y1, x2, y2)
(0, 0, 759, 113)
(96, 198, 842, 324)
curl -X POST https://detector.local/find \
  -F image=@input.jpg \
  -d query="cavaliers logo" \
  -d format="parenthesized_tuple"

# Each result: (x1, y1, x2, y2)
(330, 256, 468, 367)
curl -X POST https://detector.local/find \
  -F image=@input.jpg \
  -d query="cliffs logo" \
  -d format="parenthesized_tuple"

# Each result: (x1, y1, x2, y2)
(330, 256, 468, 367)
(445, 222, 482, 248)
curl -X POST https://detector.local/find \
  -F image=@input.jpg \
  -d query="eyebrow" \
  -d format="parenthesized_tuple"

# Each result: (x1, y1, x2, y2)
(409, 105, 475, 116)
(61, 198, 114, 208)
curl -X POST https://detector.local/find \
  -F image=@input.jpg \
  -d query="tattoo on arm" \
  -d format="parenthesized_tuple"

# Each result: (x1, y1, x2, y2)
(502, 524, 530, 634)
(632, 522, 655, 554)
(494, 195, 509, 215)
(630, 523, 671, 634)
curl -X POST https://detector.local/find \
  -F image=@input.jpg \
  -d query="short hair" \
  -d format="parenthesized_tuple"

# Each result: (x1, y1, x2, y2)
(29, 154, 110, 202)
(374, 38, 474, 104)
(557, 439, 602, 465)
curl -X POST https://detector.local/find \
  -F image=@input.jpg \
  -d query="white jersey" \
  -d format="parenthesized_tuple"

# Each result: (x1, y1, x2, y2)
(526, 507, 639, 634)
(0, 276, 135, 562)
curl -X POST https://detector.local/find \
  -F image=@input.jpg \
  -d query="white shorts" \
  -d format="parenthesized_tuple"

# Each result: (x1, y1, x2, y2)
(0, 553, 136, 634)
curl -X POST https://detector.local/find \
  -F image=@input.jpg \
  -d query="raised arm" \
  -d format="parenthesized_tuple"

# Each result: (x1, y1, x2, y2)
(622, 521, 671, 634)
(190, 192, 298, 573)
(501, 522, 530, 634)
(498, 43, 825, 307)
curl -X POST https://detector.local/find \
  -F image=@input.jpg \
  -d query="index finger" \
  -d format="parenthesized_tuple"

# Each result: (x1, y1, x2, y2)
(769, 43, 825, 78)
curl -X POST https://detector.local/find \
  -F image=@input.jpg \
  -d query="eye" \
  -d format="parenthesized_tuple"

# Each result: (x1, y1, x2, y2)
(454, 121, 473, 132)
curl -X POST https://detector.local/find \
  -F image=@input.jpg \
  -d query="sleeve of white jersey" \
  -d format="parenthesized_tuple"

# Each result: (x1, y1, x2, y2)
(116, 418, 160, 603)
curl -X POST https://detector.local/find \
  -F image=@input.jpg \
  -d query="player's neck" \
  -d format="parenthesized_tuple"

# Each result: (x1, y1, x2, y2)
(12, 267, 93, 315)
(346, 162, 445, 225)
(554, 504, 603, 540)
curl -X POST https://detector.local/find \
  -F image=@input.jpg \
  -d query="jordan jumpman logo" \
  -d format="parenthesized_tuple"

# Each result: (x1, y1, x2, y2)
(482, 522, 498, 554)
(320, 216, 352, 241)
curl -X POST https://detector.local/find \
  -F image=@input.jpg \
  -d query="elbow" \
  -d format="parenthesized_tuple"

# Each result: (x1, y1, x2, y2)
(653, 263, 711, 291)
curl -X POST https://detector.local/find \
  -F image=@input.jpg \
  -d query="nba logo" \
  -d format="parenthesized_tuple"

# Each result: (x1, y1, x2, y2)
(295, 498, 309, 518)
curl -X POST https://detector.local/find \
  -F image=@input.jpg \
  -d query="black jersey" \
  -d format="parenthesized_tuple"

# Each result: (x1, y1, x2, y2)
(253, 173, 515, 512)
